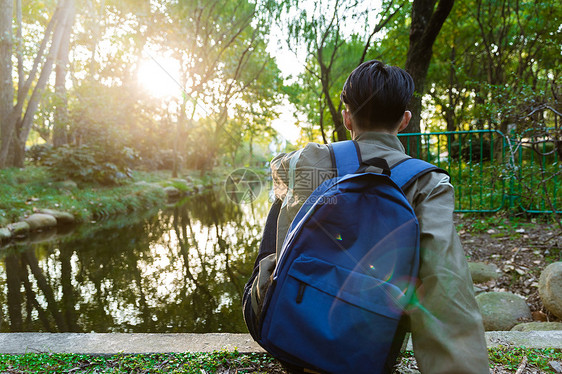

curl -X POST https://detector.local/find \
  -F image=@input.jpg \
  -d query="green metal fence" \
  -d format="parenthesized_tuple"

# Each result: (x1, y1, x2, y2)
(398, 130, 561, 213)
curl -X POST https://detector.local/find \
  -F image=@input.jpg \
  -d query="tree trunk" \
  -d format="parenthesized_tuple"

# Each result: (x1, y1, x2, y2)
(20, 263, 54, 331)
(5, 255, 22, 332)
(23, 249, 68, 331)
(0, 0, 71, 168)
(402, 0, 455, 155)
(1, 3, 59, 167)
(0, 0, 14, 169)
(60, 245, 79, 331)
(16, 0, 72, 166)
(317, 42, 347, 142)
(322, 82, 347, 142)
(53, 0, 76, 147)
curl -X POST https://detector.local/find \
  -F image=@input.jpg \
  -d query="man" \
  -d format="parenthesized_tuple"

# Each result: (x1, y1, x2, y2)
(244, 60, 489, 373)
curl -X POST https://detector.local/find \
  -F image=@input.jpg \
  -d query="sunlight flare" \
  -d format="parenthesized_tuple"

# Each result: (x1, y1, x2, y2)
(137, 54, 182, 99)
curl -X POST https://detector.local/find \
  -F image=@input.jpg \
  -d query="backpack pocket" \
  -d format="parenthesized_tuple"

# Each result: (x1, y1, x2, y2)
(263, 255, 407, 374)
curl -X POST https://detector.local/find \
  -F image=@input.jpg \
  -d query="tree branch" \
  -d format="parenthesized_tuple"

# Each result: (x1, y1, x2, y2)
(358, 0, 404, 65)
(19, 0, 73, 145)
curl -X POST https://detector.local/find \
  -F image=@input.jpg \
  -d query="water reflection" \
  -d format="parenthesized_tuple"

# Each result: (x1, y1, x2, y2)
(0, 190, 268, 333)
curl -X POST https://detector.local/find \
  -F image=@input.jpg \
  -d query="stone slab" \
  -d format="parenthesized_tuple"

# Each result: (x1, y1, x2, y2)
(484, 331, 562, 349)
(0, 332, 560, 355)
(0, 333, 263, 354)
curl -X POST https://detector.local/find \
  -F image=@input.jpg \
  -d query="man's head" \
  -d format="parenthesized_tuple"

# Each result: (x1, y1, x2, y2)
(341, 60, 414, 135)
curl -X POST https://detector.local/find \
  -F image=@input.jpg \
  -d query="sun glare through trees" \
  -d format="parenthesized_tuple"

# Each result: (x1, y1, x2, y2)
(136, 54, 182, 99)
(0, 0, 558, 173)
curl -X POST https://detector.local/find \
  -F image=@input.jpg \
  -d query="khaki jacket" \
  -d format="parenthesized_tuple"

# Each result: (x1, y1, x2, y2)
(251, 132, 490, 374)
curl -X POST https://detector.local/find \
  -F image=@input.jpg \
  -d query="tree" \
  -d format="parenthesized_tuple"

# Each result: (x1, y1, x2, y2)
(423, 0, 560, 135)
(0, 0, 76, 168)
(155, 0, 281, 173)
(282, 0, 404, 143)
(401, 0, 455, 153)
(0, 0, 14, 166)
(53, 0, 76, 146)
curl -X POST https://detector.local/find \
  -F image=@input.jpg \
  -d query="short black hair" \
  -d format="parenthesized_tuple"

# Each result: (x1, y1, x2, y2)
(340, 60, 414, 131)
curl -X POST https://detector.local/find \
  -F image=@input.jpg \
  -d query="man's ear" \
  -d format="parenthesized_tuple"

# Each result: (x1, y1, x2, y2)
(342, 109, 353, 131)
(397, 111, 411, 133)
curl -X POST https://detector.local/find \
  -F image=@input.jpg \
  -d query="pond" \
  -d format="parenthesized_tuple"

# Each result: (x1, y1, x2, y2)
(0, 190, 269, 333)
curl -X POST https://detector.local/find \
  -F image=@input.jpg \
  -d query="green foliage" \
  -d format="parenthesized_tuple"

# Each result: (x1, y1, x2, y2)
(0, 166, 60, 222)
(0, 166, 167, 223)
(26, 144, 53, 165)
(3, 0, 283, 174)
(421, 0, 561, 133)
(0, 349, 561, 373)
(488, 347, 562, 373)
(0, 351, 280, 373)
(400, 131, 561, 216)
(280, 0, 399, 143)
(71, 183, 166, 221)
(4, 0, 561, 176)
(42, 145, 133, 186)
(400, 348, 562, 373)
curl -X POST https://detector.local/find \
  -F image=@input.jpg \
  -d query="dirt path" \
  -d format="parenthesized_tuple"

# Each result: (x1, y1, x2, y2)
(457, 214, 561, 322)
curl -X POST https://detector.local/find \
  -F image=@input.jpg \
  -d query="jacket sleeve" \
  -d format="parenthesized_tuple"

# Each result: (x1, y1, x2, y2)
(408, 173, 490, 374)
(270, 151, 293, 201)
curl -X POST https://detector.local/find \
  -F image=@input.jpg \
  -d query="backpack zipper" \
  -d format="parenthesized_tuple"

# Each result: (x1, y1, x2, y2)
(296, 282, 306, 304)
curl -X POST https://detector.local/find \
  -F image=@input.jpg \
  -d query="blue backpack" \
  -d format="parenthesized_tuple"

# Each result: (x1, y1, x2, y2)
(257, 140, 444, 374)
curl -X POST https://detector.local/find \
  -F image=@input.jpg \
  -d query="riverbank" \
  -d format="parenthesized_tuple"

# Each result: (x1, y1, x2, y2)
(0, 166, 226, 246)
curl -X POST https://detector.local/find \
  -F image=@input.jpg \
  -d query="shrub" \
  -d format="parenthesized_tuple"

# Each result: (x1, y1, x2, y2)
(26, 144, 53, 165)
(43, 145, 131, 185)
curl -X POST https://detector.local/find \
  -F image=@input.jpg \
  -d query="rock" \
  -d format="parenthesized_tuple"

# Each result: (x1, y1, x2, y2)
(0, 228, 11, 242)
(468, 262, 501, 283)
(37, 209, 75, 224)
(0, 216, 8, 226)
(163, 186, 180, 198)
(7, 221, 30, 236)
(476, 292, 532, 331)
(24, 213, 57, 231)
(551, 361, 562, 373)
(28, 229, 57, 244)
(511, 322, 562, 332)
(539, 262, 562, 319)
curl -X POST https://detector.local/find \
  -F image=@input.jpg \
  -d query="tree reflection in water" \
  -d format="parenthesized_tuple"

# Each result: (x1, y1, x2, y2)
(0, 190, 268, 333)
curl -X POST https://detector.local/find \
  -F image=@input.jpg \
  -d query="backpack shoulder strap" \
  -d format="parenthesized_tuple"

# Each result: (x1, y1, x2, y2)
(390, 158, 448, 190)
(328, 140, 361, 177)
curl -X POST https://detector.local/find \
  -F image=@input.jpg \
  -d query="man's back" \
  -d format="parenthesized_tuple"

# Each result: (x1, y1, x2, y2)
(244, 59, 489, 373)
(266, 132, 489, 373)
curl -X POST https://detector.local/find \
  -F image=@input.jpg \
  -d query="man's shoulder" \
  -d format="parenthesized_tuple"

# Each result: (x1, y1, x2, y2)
(271, 142, 331, 171)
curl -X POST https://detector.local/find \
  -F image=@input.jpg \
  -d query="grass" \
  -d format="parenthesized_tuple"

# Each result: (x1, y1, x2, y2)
(488, 347, 562, 373)
(0, 164, 266, 229)
(456, 211, 560, 235)
(0, 167, 210, 225)
(401, 131, 561, 214)
(402, 348, 562, 373)
(0, 349, 561, 373)
(0, 351, 281, 374)
(448, 161, 561, 214)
